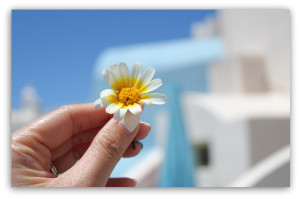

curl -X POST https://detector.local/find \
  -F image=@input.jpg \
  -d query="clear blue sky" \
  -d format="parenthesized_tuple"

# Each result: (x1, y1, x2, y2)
(12, 10, 217, 111)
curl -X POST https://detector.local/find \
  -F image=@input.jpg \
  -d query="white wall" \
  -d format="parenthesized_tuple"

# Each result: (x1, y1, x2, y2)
(217, 9, 291, 93)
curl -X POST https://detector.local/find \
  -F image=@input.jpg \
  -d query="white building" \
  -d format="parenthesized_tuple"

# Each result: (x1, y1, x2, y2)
(185, 9, 290, 186)
(129, 9, 291, 187)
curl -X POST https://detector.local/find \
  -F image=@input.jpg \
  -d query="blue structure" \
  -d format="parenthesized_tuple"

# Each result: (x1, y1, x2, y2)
(91, 37, 223, 182)
(160, 82, 196, 187)
(92, 38, 223, 99)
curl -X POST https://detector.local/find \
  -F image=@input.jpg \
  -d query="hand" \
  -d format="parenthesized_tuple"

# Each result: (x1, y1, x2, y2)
(11, 103, 150, 187)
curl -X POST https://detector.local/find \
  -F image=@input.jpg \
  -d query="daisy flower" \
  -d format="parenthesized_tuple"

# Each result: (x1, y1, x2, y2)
(94, 62, 166, 132)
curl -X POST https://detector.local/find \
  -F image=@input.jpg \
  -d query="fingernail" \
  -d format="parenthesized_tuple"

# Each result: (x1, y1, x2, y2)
(132, 138, 136, 150)
(137, 141, 143, 150)
(141, 121, 151, 131)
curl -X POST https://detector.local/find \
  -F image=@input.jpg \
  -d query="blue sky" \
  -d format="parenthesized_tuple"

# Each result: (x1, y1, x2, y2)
(12, 10, 217, 111)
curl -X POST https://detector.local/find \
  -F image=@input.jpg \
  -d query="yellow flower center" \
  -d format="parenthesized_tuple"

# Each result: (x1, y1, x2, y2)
(118, 87, 141, 106)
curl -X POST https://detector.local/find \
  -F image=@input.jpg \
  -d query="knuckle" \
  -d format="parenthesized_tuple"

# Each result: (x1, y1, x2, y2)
(71, 147, 82, 161)
(57, 105, 82, 132)
(95, 133, 122, 159)
(57, 105, 71, 113)
(57, 105, 77, 117)
(73, 134, 83, 146)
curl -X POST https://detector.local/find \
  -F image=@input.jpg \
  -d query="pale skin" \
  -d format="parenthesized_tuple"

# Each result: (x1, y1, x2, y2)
(11, 103, 150, 187)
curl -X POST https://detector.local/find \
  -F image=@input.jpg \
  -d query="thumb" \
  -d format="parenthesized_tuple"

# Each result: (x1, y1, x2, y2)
(56, 117, 140, 187)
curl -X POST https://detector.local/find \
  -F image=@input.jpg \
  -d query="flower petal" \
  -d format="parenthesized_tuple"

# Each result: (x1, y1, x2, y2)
(109, 64, 121, 76)
(130, 62, 142, 87)
(140, 78, 162, 94)
(140, 93, 166, 106)
(100, 89, 117, 98)
(119, 62, 130, 87)
(128, 103, 142, 115)
(137, 66, 155, 89)
(103, 96, 118, 104)
(113, 106, 128, 121)
(102, 69, 110, 84)
(140, 99, 154, 107)
(102, 69, 120, 91)
(120, 110, 141, 132)
(109, 64, 123, 91)
(94, 98, 105, 109)
(106, 102, 123, 114)
(94, 96, 117, 109)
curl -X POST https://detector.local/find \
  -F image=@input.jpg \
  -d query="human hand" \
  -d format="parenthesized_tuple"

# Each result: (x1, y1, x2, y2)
(11, 103, 150, 187)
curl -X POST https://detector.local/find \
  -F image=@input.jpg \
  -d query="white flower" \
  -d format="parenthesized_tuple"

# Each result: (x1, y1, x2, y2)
(94, 62, 166, 132)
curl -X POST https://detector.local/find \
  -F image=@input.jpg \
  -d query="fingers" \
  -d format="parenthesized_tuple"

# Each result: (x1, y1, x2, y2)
(106, 178, 136, 187)
(122, 122, 150, 158)
(25, 103, 112, 150)
(54, 118, 143, 186)
(134, 122, 151, 140)
(49, 104, 147, 159)
(122, 140, 143, 158)
(51, 122, 151, 174)
(50, 126, 102, 161)
(51, 142, 91, 173)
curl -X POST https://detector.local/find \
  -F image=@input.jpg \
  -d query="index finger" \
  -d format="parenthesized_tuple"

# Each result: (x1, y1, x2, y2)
(23, 103, 112, 149)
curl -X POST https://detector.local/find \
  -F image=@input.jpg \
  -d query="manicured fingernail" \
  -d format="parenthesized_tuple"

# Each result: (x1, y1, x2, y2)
(137, 141, 143, 150)
(141, 121, 151, 131)
(132, 138, 136, 150)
